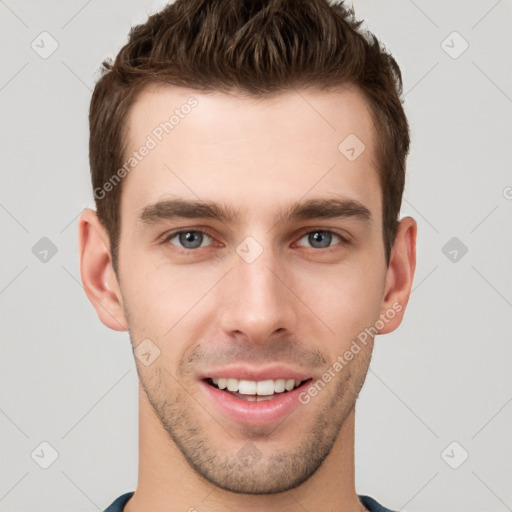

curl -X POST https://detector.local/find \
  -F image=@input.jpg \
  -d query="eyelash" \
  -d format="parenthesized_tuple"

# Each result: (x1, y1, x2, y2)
(162, 227, 350, 253)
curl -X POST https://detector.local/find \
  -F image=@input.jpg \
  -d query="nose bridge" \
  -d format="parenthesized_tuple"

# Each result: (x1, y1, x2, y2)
(218, 236, 296, 341)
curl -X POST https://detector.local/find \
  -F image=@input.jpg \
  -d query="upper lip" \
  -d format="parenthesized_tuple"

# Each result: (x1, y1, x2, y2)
(198, 364, 312, 382)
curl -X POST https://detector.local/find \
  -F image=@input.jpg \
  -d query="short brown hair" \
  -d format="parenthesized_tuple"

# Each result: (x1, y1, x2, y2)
(89, 0, 410, 272)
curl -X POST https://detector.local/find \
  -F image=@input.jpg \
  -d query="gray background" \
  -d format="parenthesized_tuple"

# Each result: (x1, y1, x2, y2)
(1, 0, 511, 511)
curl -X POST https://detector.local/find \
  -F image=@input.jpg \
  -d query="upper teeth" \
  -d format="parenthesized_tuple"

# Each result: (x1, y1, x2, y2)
(212, 378, 303, 395)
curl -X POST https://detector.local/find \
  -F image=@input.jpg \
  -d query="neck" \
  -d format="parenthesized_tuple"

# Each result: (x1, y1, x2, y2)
(125, 383, 364, 512)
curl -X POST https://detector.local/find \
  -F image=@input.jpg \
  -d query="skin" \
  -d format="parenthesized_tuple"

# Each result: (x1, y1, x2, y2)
(79, 84, 416, 512)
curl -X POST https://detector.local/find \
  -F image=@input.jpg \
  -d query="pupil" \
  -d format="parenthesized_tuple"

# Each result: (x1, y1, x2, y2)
(310, 231, 331, 248)
(180, 231, 202, 249)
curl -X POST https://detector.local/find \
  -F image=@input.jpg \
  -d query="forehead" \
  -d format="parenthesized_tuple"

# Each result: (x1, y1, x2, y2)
(120, 83, 381, 222)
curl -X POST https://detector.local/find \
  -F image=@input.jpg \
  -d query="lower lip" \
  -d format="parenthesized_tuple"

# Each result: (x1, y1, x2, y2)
(199, 380, 309, 426)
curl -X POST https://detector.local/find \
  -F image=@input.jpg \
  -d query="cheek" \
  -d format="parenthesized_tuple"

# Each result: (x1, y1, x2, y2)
(120, 254, 216, 341)
(301, 260, 386, 344)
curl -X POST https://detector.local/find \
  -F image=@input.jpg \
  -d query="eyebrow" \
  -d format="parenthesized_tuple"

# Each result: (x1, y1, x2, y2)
(138, 197, 372, 226)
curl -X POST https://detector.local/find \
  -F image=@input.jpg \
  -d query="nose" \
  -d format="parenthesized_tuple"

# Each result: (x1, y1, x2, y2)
(217, 241, 299, 344)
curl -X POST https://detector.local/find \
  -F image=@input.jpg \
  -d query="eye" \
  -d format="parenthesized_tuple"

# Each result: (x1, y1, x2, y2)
(166, 229, 214, 250)
(297, 230, 345, 249)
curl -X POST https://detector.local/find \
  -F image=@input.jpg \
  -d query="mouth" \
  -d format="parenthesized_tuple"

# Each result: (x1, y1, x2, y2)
(204, 377, 311, 401)
(199, 373, 313, 426)
(205, 377, 311, 402)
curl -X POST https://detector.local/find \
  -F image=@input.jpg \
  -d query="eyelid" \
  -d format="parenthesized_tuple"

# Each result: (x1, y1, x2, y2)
(294, 227, 352, 244)
(163, 227, 217, 246)
(161, 226, 351, 252)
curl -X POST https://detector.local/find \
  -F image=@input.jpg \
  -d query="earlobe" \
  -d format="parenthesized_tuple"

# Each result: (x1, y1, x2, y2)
(377, 216, 417, 335)
(78, 209, 128, 331)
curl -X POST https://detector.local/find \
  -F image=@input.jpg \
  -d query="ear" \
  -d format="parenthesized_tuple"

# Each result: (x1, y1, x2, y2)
(78, 209, 128, 331)
(377, 216, 417, 334)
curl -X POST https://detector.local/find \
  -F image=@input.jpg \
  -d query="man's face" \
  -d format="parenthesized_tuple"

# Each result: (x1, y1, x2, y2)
(116, 85, 389, 493)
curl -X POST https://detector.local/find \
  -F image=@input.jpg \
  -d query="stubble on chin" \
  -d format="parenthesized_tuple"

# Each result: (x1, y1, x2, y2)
(135, 349, 371, 495)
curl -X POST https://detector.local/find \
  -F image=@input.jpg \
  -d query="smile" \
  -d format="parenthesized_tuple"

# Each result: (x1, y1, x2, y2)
(200, 372, 313, 425)
(207, 377, 307, 401)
